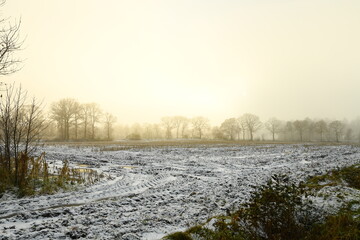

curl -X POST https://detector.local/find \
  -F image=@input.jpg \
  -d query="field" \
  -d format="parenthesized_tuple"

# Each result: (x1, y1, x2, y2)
(1, 141, 360, 239)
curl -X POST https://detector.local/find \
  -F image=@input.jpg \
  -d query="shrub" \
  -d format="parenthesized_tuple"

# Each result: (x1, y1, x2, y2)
(184, 221, 246, 240)
(235, 174, 310, 240)
(306, 213, 360, 240)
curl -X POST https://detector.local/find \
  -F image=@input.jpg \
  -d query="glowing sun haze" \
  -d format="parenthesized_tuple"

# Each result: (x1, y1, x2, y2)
(3, 0, 360, 125)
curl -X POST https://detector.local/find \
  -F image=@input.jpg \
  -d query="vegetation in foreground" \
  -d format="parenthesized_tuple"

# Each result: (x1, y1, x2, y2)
(0, 152, 103, 197)
(0, 85, 103, 198)
(164, 164, 360, 240)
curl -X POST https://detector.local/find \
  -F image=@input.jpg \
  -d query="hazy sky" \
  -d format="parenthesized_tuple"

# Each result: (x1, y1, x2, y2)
(3, 0, 360, 125)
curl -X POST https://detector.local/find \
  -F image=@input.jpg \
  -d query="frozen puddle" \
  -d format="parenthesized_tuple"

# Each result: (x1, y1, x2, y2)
(0, 144, 359, 239)
(122, 166, 137, 169)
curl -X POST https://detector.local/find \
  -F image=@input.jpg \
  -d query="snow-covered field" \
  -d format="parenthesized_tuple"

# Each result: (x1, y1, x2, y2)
(1, 143, 360, 240)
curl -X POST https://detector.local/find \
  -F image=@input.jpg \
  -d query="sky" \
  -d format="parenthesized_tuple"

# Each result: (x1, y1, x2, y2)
(2, 0, 360, 125)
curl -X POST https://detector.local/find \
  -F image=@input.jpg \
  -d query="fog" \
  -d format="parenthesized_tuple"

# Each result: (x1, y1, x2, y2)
(3, 0, 360, 125)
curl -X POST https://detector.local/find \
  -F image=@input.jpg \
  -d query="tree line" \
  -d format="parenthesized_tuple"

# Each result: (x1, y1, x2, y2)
(8, 95, 353, 143)
(101, 113, 358, 143)
(215, 115, 358, 143)
(48, 98, 117, 141)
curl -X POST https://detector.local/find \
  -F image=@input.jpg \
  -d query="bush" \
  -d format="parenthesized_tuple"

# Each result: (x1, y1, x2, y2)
(306, 213, 360, 240)
(184, 221, 246, 240)
(234, 174, 310, 240)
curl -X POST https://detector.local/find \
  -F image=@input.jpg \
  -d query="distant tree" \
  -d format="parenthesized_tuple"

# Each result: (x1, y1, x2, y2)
(240, 113, 262, 141)
(191, 116, 209, 139)
(72, 101, 81, 140)
(80, 104, 91, 139)
(282, 121, 294, 141)
(265, 117, 282, 141)
(305, 118, 315, 141)
(237, 117, 247, 140)
(50, 98, 78, 140)
(293, 119, 309, 142)
(104, 113, 116, 140)
(172, 116, 188, 139)
(314, 120, 327, 142)
(212, 126, 225, 139)
(220, 118, 238, 140)
(41, 120, 57, 140)
(180, 118, 189, 138)
(329, 120, 345, 142)
(161, 117, 175, 139)
(88, 103, 102, 140)
(234, 121, 242, 140)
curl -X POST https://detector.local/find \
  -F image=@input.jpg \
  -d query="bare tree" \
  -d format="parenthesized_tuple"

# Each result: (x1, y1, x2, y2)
(304, 118, 315, 141)
(72, 101, 81, 140)
(314, 120, 327, 142)
(23, 98, 47, 154)
(81, 103, 91, 139)
(293, 119, 309, 142)
(161, 116, 175, 139)
(240, 113, 262, 141)
(50, 98, 78, 140)
(191, 116, 209, 139)
(0, 85, 45, 185)
(104, 112, 116, 140)
(88, 103, 102, 140)
(265, 117, 282, 141)
(237, 117, 247, 140)
(0, 1, 22, 76)
(329, 120, 344, 142)
(180, 119, 189, 138)
(220, 118, 238, 140)
(172, 116, 188, 139)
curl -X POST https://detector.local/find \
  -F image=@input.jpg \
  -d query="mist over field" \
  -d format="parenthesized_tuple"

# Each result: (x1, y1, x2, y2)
(3, 0, 360, 125)
(0, 1, 360, 240)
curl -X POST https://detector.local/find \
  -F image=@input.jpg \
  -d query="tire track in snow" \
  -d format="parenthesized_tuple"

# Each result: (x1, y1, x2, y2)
(0, 166, 178, 220)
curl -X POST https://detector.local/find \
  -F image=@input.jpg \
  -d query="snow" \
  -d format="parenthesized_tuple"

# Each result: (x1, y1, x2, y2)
(0, 143, 359, 239)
